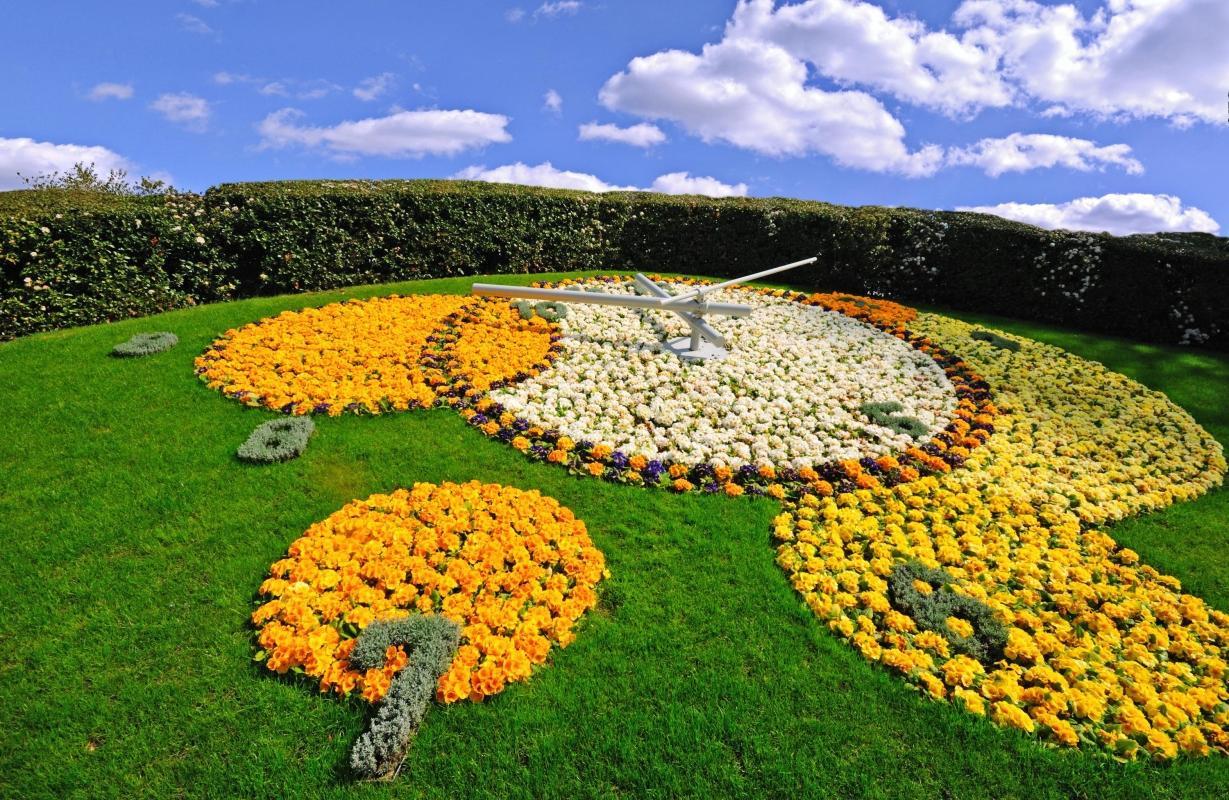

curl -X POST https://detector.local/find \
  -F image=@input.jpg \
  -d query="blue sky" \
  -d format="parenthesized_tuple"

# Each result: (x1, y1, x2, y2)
(2, 0, 1225, 235)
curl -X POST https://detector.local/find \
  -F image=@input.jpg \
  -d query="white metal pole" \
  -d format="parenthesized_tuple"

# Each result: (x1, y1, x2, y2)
(660, 256, 817, 308)
(471, 283, 754, 317)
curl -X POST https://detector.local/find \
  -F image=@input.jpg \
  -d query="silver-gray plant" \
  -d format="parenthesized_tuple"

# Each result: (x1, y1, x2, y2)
(349, 615, 461, 781)
(111, 331, 178, 357)
(236, 417, 314, 463)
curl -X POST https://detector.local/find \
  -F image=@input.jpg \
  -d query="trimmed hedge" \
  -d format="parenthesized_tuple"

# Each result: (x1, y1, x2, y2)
(3, 180, 1227, 347)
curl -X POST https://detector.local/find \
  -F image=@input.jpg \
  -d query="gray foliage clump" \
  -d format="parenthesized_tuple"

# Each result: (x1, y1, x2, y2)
(860, 400, 929, 439)
(111, 331, 178, 357)
(236, 417, 314, 463)
(970, 329, 1021, 352)
(512, 300, 568, 322)
(349, 614, 461, 781)
(887, 561, 1007, 664)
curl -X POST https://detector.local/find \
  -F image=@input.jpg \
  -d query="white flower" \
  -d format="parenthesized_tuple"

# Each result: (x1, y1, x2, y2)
(492, 281, 957, 469)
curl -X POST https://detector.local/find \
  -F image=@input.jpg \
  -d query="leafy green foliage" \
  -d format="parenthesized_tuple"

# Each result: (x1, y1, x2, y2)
(887, 561, 1008, 664)
(236, 417, 314, 463)
(110, 331, 177, 357)
(859, 401, 929, 439)
(19, 161, 168, 197)
(971, 329, 1022, 352)
(3, 180, 1227, 347)
(348, 615, 461, 781)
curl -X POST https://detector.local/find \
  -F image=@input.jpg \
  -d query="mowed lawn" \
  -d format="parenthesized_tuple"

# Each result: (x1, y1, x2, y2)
(1, 272, 1228, 800)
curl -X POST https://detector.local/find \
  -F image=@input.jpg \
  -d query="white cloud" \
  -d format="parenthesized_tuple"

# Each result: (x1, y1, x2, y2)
(600, 37, 942, 176)
(177, 13, 214, 35)
(455, 161, 747, 197)
(506, 7, 526, 23)
(728, 0, 1012, 115)
(150, 93, 211, 131)
(456, 162, 635, 192)
(257, 108, 512, 158)
(600, 0, 1229, 166)
(543, 89, 563, 114)
(947, 133, 1144, 176)
(536, 1, 582, 17)
(354, 73, 396, 102)
(959, 193, 1219, 235)
(578, 121, 666, 148)
(954, 0, 1229, 124)
(212, 71, 244, 85)
(0, 136, 134, 190)
(650, 172, 747, 197)
(191, 0, 219, 7)
(88, 82, 134, 102)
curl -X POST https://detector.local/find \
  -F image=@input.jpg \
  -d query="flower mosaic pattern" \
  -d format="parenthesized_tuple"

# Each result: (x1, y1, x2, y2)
(253, 481, 606, 705)
(774, 313, 1227, 760)
(195, 295, 557, 415)
(489, 279, 957, 469)
(224, 278, 1228, 762)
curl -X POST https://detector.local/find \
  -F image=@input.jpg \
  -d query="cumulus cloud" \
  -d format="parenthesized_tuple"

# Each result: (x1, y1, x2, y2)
(150, 93, 211, 131)
(176, 13, 214, 35)
(600, 37, 943, 176)
(599, 0, 1226, 173)
(578, 121, 666, 148)
(455, 161, 747, 197)
(543, 89, 563, 114)
(88, 82, 134, 102)
(959, 193, 1219, 236)
(728, 0, 1012, 115)
(0, 136, 134, 190)
(947, 133, 1144, 176)
(354, 73, 395, 102)
(954, 0, 1229, 124)
(257, 108, 512, 158)
(456, 161, 636, 192)
(649, 172, 748, 197)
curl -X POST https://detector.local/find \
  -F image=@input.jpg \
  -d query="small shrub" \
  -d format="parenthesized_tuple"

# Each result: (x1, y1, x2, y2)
(970, 329, 1021, 352)
(860, 401, 929, 439)
(111, 331, 178, 357)
(236, 417, 314, 463)
(888, 561, 1007, 664)
(349, 615, 461, 781)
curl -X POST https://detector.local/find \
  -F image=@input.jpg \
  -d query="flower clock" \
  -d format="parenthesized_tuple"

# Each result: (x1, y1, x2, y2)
(214, 276, 1227, 777)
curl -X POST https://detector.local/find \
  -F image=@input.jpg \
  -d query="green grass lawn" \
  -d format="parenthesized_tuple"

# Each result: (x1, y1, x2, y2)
(2, 272, 1227, 800)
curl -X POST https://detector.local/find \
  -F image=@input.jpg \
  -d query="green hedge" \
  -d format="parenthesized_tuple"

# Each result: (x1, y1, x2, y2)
(2, 180, 1227, 347)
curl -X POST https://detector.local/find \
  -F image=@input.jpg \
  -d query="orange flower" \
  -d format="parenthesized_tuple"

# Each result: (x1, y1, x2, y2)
(252, 481, 605, 705)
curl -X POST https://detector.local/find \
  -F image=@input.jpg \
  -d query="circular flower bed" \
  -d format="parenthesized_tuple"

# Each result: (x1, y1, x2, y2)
(252, 481, 606, 704)
(464, 278, 998, 497)
(774, 311, 1228, 760)
(195, 295, 558, 415)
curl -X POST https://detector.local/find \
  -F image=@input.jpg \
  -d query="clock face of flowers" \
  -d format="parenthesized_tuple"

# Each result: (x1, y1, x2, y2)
(252, 481, 606, 705)
(490, 280, 958, 470)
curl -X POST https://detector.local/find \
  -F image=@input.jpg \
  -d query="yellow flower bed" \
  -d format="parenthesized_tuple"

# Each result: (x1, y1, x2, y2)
(195, 295, 559, 415)
(252, 481, 606, 704)
(775, 312, 1227, 760)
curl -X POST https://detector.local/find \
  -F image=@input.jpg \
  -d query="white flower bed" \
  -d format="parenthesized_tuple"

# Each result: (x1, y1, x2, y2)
(491, 282, 958, 469)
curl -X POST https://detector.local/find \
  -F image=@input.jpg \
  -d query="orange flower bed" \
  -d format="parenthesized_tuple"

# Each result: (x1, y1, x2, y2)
(804, 292, 918, 328)
(422, 299, 563, 400)
(252, 481, 606, 704)
(194, 294, 558, 415)
(195, 295, 471, 415)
